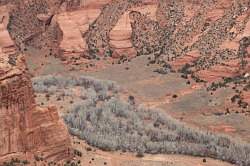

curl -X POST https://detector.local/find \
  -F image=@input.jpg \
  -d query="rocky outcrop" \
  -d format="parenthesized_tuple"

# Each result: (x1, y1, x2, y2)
(7, 0, 64, 56)
(126, 0, 250, 83)
(0, 52, 71, 163)
(109, 2, 157, 58)
(161, 0, 217, 61)
(0, 5, 16, 55)
(64, 0, 113, 11)
(57, 7, 95, 59)
(85, 0, 144, 58)
(130, 11, 163, 56)
(57, 0, 157, 60)
(4, 0, 249, 82)
(0, 3, 71, 162)
(156, 0, 184, 33)
(178, 0, 250, 82)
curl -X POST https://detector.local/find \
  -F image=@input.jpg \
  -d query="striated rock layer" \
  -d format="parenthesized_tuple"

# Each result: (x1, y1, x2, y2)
(4, 0, 250, 81)
(0, 52, 71, 163)
(57, 0, 157, 60)
(0, 3, 71, 163)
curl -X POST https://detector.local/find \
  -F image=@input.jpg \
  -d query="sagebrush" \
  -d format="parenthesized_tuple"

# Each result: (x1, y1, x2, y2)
(32, 75, 250, 166)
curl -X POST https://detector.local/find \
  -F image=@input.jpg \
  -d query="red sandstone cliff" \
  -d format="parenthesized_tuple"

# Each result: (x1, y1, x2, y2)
(57, 0, 157, 60)
(0, 5, 15, 55)
(0, 1, 249, 164)
(3, 0, 250, 81)
(0, 3, 71, 163)
(0, 52, 71, 163)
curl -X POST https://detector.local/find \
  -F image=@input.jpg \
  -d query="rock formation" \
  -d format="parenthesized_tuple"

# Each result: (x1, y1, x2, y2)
(156, 0, 184, 34)
(0, 5, 16, 56)
(0, 52, 71, 163)
(56, 0, 157, 61)
(130, 11, 163, 56)
(161, 0, 217, 61)
(4, 0, 249, 62)
(64, 0, 111, 11)
(126, 0, 250, 83)
(4, 0, 250, 81)
(7, 0, 64, 56)
(0, 3, 71, 164)
(85, 0, 143, 58)
(177, 0, 250, 82)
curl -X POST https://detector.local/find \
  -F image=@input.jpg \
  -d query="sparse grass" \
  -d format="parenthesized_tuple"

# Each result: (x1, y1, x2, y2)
(32, 75, 250, 166)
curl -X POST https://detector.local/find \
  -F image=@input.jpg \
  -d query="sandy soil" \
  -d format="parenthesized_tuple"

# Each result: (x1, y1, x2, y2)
(30, 53, 248, 166)
(22, 2, 250, 164)
(71, 137, 234, 166)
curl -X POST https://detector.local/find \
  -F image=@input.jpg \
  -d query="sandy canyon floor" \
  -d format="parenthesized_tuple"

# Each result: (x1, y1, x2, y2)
(25, 49, 249, 166)
(1, 1, 249, 165)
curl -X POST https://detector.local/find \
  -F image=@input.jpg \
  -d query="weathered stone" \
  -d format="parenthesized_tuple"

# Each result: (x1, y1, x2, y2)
(0, 4, 71, 163)
(0, 52, 72, 163)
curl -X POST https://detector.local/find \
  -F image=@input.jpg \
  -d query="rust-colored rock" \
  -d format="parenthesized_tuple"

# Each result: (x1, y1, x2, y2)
(57, 0, 157, 60)
(0, 4, 71, 162)
(0, 5, 15, 55)
(0, 52, 71, 163)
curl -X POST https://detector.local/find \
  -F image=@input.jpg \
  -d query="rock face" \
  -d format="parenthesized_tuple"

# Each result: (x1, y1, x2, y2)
(7, 0, 64, 56)
(130, 10, 163, 56)
(0, 53, 72, 162)
(5, 0, 250, 65)
(0, 52, 71, 163)
(4, 0, 250, 80)
(57, 0, 157, 60)
(65, 0, 112, 11)
(85, 0, 146, 58)
(0, 3, 71, 163)
(176, 0, 250, 81)
(125, 0, 250, 82)
(0, 5, 16, 55)
(57, 0, 249, 68)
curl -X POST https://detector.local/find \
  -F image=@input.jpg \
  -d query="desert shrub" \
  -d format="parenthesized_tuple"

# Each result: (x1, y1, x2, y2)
(64, 96, 250, 165)
(63, 160, 80, 166)
(32, 75, 119, 108)
(3, 158, 29, 166)
(32, 75, 250, 166)
(32, 75, 119, 94)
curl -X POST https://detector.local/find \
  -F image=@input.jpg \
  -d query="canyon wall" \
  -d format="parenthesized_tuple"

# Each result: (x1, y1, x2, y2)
(0, 4, 71, 163)
(57, 0, 157, 60)
(4, 0, 250, 81)
(7, 0, 64, 57)
(168, 0, 250, 82)
(65, 0, 111, 11)
(58, 0, 250, 67)
(41, 0, 250, 112)
(1, 2, 249, 163)
(6, 0, 250, 69)
(130, 11, 163, 56)
(125, 0, 250, 82)
(0, 5, 16, 55)
(0, 53, 71, 164)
